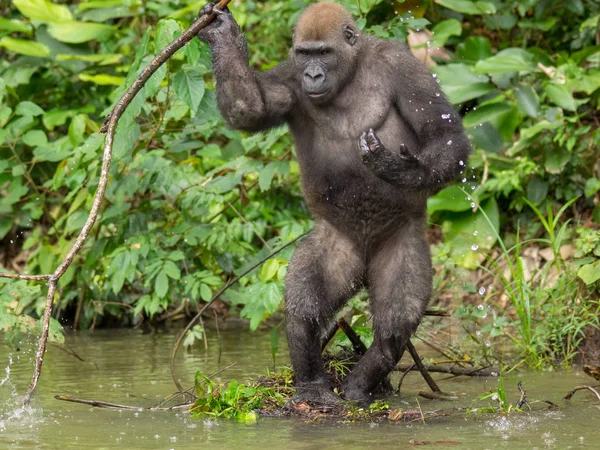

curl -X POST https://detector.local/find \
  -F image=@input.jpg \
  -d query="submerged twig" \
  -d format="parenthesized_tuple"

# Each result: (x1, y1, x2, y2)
(405, 340, 442, 394)
(563, 385, 600, 402)
(0, 0, 232, 407)
(395, 363, 498, 377)
(55, 395, 192, 412)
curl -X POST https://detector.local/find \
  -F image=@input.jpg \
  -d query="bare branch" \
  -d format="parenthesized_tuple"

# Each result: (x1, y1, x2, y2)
(0, 0, 233, 407)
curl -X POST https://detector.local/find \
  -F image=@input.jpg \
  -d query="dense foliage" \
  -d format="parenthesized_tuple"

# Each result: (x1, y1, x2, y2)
(1, 0, 599, 367)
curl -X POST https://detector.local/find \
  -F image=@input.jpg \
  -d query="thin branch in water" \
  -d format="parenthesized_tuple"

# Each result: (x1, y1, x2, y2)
(563, 385, 600, 403)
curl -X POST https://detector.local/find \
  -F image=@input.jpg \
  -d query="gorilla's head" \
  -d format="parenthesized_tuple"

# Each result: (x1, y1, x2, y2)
(292, 2, 360, 104)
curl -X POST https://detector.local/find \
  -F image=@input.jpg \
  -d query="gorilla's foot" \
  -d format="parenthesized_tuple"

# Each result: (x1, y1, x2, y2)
(292, 381, 341, 405)
(340, 384, 373, 406)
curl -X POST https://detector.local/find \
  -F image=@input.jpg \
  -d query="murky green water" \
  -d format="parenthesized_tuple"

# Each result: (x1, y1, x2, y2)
(1, 325, 599, 449)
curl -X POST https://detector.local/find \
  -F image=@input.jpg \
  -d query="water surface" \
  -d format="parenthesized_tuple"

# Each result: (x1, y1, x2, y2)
(1, 326, 598, 449)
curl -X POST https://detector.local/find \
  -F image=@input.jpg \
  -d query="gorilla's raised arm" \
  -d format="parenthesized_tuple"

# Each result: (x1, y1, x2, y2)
(198, 4, 296, 131)
(361, 45, 470, 193)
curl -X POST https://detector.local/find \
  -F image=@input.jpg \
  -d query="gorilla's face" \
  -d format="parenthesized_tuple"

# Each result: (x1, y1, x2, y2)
(293, 26, 358, 104)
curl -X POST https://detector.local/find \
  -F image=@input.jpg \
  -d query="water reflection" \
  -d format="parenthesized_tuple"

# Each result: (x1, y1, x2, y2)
(0, 328, 598, 449)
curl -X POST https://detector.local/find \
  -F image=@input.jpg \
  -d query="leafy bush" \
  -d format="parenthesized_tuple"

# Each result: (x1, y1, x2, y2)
(0, 0, 598, 366)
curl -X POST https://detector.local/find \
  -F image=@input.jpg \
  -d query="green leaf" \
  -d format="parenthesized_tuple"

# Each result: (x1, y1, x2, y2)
(430, 19, 462, 47)
(173, 67, 205, 115)
(200, 284, 212, 302)
(435, 0, 496, 15)
(580, 14, 599, 31)
(78, 73, 124, 86)
(260, 259, 280, 281)
(526, 177, 548, 205)
(584, 178, 600, 198)
(47, 22, 115, 44)
(155, 19, 182, 50)
(22, 129, 48, 147)
(445, 197, 499, 269)
(56, 53, 122, 65)
(463, 102, 513, 128)
(16, 101, 44, 117)
(432, 63, 494, 104)
(428, 185, 473, 214)
(475, 48, 536, 73)
(455, 36, 492, 63)
(0, 38, 49, 57)
(155, 270, 169, 298)
(0, 18, 32, 34)
(68, 114, 86, 146)
(578, 262, 600, 285)
(259, 162, 278, 192)
(513, 84, 539, 118)
(13, 0, 73, 23)
(544, 84, 577, 112)
(163, 261, 181, 280)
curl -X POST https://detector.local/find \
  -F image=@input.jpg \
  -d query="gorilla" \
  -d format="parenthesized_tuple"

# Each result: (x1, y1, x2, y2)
(198, 2, 470, 403)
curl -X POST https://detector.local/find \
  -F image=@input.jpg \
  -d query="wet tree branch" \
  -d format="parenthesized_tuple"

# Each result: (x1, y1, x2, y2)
(0, 0, 232, 407)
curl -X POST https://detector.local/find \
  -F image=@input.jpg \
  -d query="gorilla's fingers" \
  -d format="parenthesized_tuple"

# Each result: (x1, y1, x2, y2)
(359, 132, 370, 155)
(199, 3, 214, 17)
(366, 128, 382, 153)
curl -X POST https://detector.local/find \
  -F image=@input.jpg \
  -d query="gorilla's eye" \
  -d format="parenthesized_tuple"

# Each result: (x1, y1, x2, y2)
(321, 49, 330, 56)
(299, 49, 308, 56)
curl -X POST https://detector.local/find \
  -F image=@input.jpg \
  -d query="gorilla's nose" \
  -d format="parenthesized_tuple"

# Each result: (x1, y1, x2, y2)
(304, 67, 324, 83)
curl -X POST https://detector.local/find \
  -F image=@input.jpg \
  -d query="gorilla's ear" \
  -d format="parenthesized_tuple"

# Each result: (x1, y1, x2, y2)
(343, 25, 357, 46)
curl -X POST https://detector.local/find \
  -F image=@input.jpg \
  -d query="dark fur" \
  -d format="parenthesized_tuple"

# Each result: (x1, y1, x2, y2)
(198, 2, 470, 402)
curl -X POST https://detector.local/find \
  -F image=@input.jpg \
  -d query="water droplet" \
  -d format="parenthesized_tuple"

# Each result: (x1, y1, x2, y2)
(470, 202, 476, 208)
(447, 140, 453, 145)
(479, 287, 486, 295)
(477, 304, 484, 310)
(471, 244, 479, 251)
(473, 231, 478, 236)
(485, 340, 491, 347)
(459, 160, 464, 166)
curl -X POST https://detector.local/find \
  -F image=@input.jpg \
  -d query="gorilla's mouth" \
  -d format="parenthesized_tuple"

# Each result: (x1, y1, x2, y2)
(306, 90, 330, 99)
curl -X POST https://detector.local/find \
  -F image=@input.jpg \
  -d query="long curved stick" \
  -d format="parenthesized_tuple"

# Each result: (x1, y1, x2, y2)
(2, 0, 232, 407)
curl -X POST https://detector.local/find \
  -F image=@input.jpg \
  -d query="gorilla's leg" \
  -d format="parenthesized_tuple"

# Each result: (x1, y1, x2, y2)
(285, 222, 364, 402)
(341, 225, 432, 402)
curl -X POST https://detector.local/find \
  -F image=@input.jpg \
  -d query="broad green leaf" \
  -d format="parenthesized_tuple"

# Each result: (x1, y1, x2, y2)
(68, 114, 86, 146)
(430, 19, 462, 47)
(514, 84, 539, 118)
(16, 101, 44, 117)
(22, 129, 48, 147)
(463, 102, 513, 128)
(173, 67, 205, 115)
(544, 83, 577, 111)
(155, 19, 182, 50)
(584, 178, 600, 198)
(56, 53, 122, 65)
(259, 162, 278, 192)
(155, 270, 169, 298)
(475, 48, 536, 73)
(78, 73, 124, 86)
(13, 0, 73, 23)
(435, 0, 496, 15)
(456, 36, 492, 62)
(580, 14, 599, 31)
(578, 262, 600, 285)
(432, 63, 494, 104)
(445, 197, 499, 269)
(200, 284, 212, 302)
(526, 177, 548, 205)
(428, 185, 473, 214)
(260, 259, 279, 281)
(76, 0, 123, 12)
(0, 38, 49, 57)
(163, 261, 181, 280)
(47, 22, 115, 44)
(0, 18, 32, 34)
